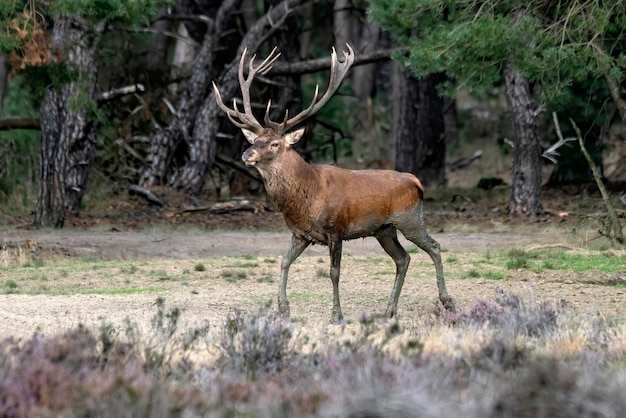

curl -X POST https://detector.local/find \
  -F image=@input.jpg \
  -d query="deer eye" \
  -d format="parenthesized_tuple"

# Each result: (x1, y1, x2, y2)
(270, 141, 280, 148)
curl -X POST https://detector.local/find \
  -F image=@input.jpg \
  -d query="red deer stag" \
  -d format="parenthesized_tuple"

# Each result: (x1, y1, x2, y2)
(213, 45, 455, 322)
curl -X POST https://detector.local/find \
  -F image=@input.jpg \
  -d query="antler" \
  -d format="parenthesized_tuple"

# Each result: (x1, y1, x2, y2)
(214, 44, 355, 135)
(266, 44, 355, 133)
(213, 47, 282, 134)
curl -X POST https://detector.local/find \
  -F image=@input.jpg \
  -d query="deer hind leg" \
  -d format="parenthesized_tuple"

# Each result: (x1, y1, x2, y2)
(328, 237, 344, 323)
(375, 226, 411, 318)
(279, 234, 310, 317)
(397, 205, 455, 311)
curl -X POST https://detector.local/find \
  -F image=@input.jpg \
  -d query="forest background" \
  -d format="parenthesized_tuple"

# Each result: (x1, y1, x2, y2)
(0, 0, 625, 235)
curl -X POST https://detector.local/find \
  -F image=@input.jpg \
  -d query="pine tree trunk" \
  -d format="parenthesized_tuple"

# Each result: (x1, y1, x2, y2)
(65, 121, 98, 215)
(35, 16, 101, 227)
(503, 64, 544, 217)
(393, 65, 446, 187)
(171, 0, 306, 195)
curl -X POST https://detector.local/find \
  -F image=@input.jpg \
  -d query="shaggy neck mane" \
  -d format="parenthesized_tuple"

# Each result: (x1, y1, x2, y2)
(257, 150, 319, 219)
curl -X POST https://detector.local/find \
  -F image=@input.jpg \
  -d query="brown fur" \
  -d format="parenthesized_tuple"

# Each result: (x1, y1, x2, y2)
(212, 46, 454, 321)
(241, 130, 454, 322)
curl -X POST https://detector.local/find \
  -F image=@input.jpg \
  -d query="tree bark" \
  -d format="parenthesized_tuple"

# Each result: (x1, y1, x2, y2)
(172, 0, 311, 195)
(35, 16, 101, 227)
(139, 0, 242, 188)
(503, 63, 544, 217)
(393, 65, 446, 188)
(0, 55, 7, 106)
(606, 73, 626, 123)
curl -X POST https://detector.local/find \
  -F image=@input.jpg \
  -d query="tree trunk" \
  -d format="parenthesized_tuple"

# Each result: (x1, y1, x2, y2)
(503, 64, 544, 217)
(139, 17, 216, 187)
(65, 121, 98, 215)
(146, 8, 172, 75)
(0, 55, 7, 106)
(393, 65, 446, 188)
(172, 0, 309, 195)
(334, 0, 381, 162)
(35, 16, 101, 227)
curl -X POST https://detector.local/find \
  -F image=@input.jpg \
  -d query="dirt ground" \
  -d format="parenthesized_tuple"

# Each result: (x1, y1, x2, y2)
(1, 222, 624, 341)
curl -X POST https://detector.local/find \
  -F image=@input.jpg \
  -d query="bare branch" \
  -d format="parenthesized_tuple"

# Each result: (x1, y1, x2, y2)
(270, 48, 399, 75)
(97, 84, 145, 102)
(545, 112, 576, 164)
(0, 118, 41, 131)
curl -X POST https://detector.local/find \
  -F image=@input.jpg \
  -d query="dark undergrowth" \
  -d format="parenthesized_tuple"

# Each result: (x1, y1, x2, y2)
(1, 291, 624, 418)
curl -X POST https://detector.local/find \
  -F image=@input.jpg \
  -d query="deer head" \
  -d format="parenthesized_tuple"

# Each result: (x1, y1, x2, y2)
(212, 45, 355, 168)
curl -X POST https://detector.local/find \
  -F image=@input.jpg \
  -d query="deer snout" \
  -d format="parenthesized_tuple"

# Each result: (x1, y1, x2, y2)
(242, 148, 259, 166)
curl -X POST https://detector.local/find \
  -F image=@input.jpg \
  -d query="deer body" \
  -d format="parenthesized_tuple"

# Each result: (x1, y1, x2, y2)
(214, 45, 454, 322)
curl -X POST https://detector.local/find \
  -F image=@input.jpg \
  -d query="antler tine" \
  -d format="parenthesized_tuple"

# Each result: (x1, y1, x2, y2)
(253, 47, 281, 76)
(272, 44, 355, 134)
(264, 100, 290, 131)
(213, 47, 286, 134)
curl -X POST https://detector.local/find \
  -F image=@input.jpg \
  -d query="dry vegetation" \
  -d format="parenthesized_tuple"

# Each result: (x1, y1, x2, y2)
(0, 226, 625, 417)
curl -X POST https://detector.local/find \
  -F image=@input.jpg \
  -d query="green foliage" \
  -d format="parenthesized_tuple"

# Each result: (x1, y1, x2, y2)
(51, 0, 173, 27)
(369, 0, 626, 103)
(0, 76, 40, 202)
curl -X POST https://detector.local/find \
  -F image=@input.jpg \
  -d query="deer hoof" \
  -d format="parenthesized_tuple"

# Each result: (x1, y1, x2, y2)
(384, 307, 397, 319)
(278, 300, 290, 317)
(330, 310, 344, 324)
(441, 296, 456, 312)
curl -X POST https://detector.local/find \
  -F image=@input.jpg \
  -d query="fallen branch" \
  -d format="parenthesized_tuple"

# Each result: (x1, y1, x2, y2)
(0, 117, 40, 131)
(128, 184, 164, 207)
(170, 199, 270, 215)
(449, 150, 483, 171)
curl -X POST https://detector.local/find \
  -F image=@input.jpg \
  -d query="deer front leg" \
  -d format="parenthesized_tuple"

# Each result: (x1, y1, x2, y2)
(329, 238, 344, 323)
(279, 234, 309, 317)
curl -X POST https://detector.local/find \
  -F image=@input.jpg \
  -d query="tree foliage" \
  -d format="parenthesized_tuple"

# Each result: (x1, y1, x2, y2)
(369, 0, 626, 103)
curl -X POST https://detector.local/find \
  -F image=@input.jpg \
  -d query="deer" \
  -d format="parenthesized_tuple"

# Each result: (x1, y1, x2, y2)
(213, 45, 455, 322)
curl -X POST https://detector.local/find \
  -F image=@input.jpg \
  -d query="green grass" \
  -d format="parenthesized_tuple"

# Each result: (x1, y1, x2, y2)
(499, 248, 625, 273)
(222, 270, 247, 283)
(227, 261, 259, 268)
(80, 287, 168, 295)
(465, 268, 481, 278)
(194, 263, 206, 272)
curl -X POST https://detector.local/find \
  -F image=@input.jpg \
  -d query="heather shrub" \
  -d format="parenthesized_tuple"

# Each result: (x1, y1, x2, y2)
(0, 293, 624, 417)
(439, 287, 560, 337)
(216, 303, 295, 380)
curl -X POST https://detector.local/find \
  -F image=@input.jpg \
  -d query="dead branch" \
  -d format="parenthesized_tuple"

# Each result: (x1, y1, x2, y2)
(97, 84, 145, 102)
(0, 118, 40, 131)
(569, 117, 624, 245)
(128, 184, 164, 206)
(543, 112, 576, 163)
(449, 150, 483, 171)
(270, 48, 399, 76)
(171, 199, 270, 215)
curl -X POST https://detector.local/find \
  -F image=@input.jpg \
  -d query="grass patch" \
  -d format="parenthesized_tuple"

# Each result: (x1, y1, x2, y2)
(80, 287, 168, 295)
(227, 261, 259, 268)
(464, 268, 481, 278)
(4, 279, 19, 294)
(498, 248, 625, 273)
(194, 263, 206, 272)
(484, 271, 505, 280)
(222, 270, 247, 283)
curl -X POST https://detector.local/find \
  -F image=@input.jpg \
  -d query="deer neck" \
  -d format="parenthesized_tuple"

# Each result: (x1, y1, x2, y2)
(256, 150, 319, 216)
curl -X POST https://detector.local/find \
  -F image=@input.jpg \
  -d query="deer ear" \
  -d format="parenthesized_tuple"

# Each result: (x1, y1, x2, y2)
(241, 128, 258, 144)
(284, 128, 305, 146)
